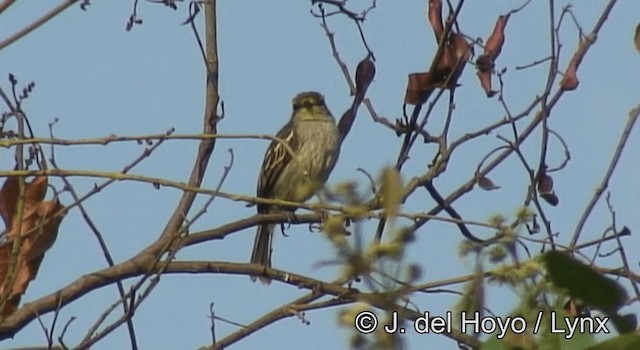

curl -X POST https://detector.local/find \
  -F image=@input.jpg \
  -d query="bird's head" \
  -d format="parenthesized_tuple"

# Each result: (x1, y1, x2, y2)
(291, 91, 332, 121)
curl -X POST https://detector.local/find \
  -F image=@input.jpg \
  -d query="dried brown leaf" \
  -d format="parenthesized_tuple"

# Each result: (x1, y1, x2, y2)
(355, 56, 376, 97)
(0, 174, 47, 229)
(484, 15, 509, 60)
(537, 173, 554, 194)
(405, 72, 433, 105)
(475, 55, 493, 73)
(406, 4, 470, 106)
(474, 15, 509, 98)
(447, 33, 472, 88)
(560, 57, 579, 90)
(537, 170, 558, 206)
(540, 192, 559, 206)
(560, 39, 587, 91)
(0, 167, 65, 317)
(476, 70, 496, 98)
(428, 0, 444, 41)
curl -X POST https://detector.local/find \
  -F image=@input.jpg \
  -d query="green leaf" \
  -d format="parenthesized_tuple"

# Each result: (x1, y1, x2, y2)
(586, 334, 640, 350)
(539, 309, 596, 350)
(481, 308, 598, 350)
(543, 251, 635, 334)
(543, 251, 626, 313)
(481, 337, 511, 350)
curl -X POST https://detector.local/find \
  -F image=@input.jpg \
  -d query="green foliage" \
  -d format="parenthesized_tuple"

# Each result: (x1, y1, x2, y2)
(454, 265, 486, 326)
(515, 206, 534, 224)
(323, 214, 349, 246)
(324, 178, 416, 284)
(543, 251, 627, 312)
(326, 187, 634, 350)
(379, 167, 402, 219)
(488, 214, 507, 227)
(326, 178, 420, 348)
(543, 251, 636, 333)
(586, 334, 640, 350)
(487, 246, 508, 263)
(338, 306, 405, 350)
(481, 308, 598, 350)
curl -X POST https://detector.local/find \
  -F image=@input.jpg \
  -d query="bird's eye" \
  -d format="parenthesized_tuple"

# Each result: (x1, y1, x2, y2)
(293, 95, 324, 110)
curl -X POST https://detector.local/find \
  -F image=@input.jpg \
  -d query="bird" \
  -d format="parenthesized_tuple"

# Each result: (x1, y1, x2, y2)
(250, 91, 341, 283)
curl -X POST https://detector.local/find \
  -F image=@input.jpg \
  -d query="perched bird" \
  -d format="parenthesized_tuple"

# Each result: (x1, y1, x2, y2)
(250, 91, 341, 283)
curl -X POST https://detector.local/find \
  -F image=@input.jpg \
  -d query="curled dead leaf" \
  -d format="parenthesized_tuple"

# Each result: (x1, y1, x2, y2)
(0, 167, 65, 316)
(339, 57, 374, 139)
(432, 34, 471, 89)
(428, 0, 444, 41)
(0, 173, 47, 229)
(484, 15, 509, 60)
(448, 33, 472, 88)
(476, 174, 501, 191)
(560, 57, 579, 90)
(537, 173, 554, 194)
(474, 15, 509, 98)
(537, 170, 558, 206)
(405, 36, 471, 105)
(476, 55, 493, 74)
(355, 56, 376, 97)
(540, 192, 559, 206)
(406, 2, 471, 106)
(476, 70, 496, 98)
(560, 38, 588, 91)
(405, 72, 433, 105)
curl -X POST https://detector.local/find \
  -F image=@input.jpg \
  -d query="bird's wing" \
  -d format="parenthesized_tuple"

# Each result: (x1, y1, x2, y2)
(256, 120, 297, 213)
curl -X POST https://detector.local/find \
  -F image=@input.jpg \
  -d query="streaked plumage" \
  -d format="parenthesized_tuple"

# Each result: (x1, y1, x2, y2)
(250, 91, 340, 283)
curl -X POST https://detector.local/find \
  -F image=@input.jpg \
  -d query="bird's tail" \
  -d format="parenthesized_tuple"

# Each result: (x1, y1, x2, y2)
(250, 223, 273, 284)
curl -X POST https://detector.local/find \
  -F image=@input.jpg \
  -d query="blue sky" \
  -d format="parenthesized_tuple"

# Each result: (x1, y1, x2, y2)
(1, 1, 639, 349)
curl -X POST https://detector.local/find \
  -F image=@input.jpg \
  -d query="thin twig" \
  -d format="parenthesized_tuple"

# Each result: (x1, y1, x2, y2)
(571, 104, 639, 247)
(0, 0, 78, 51)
